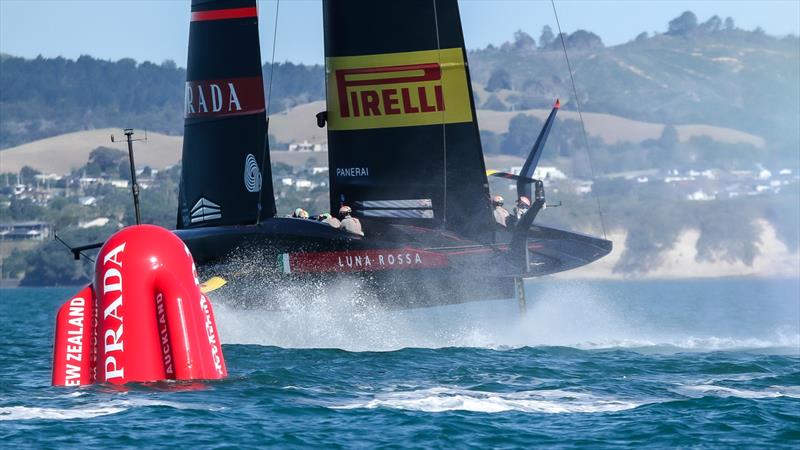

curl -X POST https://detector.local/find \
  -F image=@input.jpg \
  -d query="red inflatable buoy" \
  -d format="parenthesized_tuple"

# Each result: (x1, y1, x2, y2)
(52, 225, 226, 386)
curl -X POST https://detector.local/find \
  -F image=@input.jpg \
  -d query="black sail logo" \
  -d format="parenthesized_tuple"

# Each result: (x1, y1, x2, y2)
(243, 154, 262, 193)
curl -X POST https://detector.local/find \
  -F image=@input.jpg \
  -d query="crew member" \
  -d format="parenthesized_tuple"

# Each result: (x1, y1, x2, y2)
(292, 208, 309, 219)
(492, 195, 510, 227)
(338, 205, 364, 236)
(514, 196, 531, 220)
(318, 212, 341, 229)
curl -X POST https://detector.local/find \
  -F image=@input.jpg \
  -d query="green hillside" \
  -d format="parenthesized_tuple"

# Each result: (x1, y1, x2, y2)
(1, 11, 797, 156)
(468, 21, 799, 153)
(0, 57, 324, 148)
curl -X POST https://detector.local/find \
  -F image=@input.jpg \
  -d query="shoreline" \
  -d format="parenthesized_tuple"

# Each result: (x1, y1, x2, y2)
(553, 220, 800, 281)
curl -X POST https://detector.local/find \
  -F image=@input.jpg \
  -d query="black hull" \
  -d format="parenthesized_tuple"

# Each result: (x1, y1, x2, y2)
(175, 217, 611, 308)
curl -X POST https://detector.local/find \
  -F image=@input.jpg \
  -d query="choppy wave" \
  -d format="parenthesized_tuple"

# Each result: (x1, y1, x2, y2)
(0, 405, 126, 421)
(674, 384, 800, 399)
(331, 387, 648, 413)
(4, 281, 798, 447)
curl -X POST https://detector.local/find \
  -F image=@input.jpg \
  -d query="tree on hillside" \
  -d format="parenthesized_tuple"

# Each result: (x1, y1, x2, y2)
(512, 30, 536, 51)
(482, 94, 507, 111)
(667, 11, 698, 36)
(544, 30, 603, 50)
(724, 17, 735, 31)
(658, 125, 680, 150)
(87, 147, 126, 176)
(701, 15, 722, 33)
(635, 32, 649, 42)
(486, 69, 512, 92)
(539, 25, 555, 48)
(501, 114, 543, 156)
(8, 197, 43, 221)
(566, 30, 604, 49)
(20, 166, 40, 185)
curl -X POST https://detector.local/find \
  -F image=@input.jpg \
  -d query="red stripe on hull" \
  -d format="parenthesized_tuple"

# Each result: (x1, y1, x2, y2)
(191, 7, 257, 22)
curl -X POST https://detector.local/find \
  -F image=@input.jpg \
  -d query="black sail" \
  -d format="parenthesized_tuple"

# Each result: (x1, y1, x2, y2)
(322, 0, 494, 242)
(177, 0, 275, 229)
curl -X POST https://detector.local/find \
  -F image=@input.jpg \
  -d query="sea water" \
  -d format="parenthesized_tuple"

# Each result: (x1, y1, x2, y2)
(1, 279, 798, 448)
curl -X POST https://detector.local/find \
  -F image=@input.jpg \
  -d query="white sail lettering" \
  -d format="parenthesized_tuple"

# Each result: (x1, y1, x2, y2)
(210, 84, 223, 112)
(415, 253, 422, 264)
(185, 84, 195, 114)
(228, 82, 242, 111)
(197, 85, 208, 112)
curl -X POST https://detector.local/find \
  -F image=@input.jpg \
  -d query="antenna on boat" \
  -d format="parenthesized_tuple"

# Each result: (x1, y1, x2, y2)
(111, 128, 147, 225)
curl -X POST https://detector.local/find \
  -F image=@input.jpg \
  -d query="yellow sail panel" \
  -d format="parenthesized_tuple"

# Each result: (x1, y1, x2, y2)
(326, 48, 473, 131)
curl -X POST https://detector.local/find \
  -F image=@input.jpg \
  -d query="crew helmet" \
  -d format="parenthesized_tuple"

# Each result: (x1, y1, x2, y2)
(518, 196, 531, 207)
(294, 208, 309, 219)
(492, 195, 504, 206)
(339, 205, 352, 217)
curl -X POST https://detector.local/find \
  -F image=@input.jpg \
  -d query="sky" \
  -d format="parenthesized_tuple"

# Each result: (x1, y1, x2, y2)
(1, 0, 798, 67)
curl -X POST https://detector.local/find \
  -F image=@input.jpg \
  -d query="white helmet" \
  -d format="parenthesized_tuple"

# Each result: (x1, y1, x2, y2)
(492, 195, 504, 207)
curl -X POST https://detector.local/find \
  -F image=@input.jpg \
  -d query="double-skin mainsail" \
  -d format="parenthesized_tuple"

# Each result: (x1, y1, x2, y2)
(178, 0, 276, 229)
(323, 0, 494, 242)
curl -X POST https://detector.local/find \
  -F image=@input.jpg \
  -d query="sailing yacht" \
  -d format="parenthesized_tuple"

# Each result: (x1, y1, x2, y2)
(173, 0, 611, 307)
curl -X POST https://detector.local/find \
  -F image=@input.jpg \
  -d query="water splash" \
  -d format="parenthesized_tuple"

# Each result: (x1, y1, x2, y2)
(212, 278, 799, 353)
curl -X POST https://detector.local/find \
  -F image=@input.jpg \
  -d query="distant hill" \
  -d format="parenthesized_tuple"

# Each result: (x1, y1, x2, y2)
(1, 128, 181, 174)
(1, 11, 797, 164)
(468, 21, 799, 143)
(3, 99, 766, 175)
(0, 57, 323, 148)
